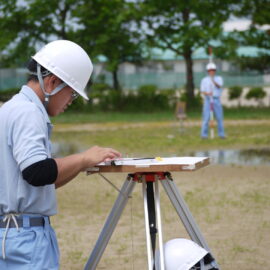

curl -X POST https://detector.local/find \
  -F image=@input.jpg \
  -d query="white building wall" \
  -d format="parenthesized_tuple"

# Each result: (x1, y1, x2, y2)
(173, 62, 186, 73)
(119, 62, 136, 74)
(221, 61, 230, 72)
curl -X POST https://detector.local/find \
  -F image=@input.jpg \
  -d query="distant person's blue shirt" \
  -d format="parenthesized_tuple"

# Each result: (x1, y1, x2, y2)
(0, 85, 57, 216)
(200, 75, 223, 98)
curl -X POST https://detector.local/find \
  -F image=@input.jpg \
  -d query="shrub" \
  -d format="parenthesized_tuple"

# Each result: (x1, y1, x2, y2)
(67, 96, 86, 112)
(0, 88, 20, 102)
(180, 91, 202, 110)
(245, 87, 267, 107)
(137, 84, 157, 92)
(246, 87, 266, 100)
(66, 85, 179, 113)
(98, 90, 123, 111)
(161, 88, 178, 107)
(228, 86, 243, 100)
(136, 85, 169, 112)
(179, 91, 187, 102)
(137, 84, 157, 96)
(90, 82, 112, 93)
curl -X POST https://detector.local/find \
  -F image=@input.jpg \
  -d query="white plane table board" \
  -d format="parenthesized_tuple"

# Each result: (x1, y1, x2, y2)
(86, 157, 209, 174)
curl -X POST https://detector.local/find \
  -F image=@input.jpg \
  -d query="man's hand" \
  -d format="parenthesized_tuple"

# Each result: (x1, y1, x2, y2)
(80, 146, 121, 170)
(54, 146, 121, 188)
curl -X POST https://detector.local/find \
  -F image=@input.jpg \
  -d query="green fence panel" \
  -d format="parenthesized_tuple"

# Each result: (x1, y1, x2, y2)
(102, 71, 266, 90)
(0, 68, 267, 91)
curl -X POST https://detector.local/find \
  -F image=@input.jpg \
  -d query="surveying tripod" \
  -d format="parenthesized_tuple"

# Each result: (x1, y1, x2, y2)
(84, 170, 220, 270)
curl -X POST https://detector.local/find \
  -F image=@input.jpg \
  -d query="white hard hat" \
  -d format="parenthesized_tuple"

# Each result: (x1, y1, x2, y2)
(155, 238, 208, 270)
(32, 40, 93, 100)
(206, 63, 216, 70)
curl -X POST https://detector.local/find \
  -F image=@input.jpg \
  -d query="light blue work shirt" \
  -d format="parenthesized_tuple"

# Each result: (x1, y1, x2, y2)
(200, 75, 223, 98)
(0, 85, 57, 216)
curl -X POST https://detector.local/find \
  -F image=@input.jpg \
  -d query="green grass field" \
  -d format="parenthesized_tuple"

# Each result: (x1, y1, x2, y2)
(52, 107, 270, 124)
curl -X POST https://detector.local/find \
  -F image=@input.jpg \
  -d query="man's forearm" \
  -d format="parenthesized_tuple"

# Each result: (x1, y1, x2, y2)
(54, 153, 85, 188)
(54, 145, 122, 188)
(211, 79, 221, 88)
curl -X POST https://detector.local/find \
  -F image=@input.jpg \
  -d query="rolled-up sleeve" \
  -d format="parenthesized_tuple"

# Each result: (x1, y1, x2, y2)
(9, 104, 48, 171)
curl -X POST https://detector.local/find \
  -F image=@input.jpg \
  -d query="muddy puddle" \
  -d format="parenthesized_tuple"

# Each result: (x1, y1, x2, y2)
(189, 148, 270, 165)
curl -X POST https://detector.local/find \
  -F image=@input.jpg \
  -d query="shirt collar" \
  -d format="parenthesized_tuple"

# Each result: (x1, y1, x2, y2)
(20, 85, 51, 124)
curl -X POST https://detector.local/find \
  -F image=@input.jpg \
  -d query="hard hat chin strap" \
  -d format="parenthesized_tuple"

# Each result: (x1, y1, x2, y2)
(36, 64, 67, 109)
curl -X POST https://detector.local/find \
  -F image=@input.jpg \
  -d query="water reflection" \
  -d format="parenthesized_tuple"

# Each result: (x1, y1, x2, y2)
(190, 148, 270, 166)
(51, 141, 270, 166)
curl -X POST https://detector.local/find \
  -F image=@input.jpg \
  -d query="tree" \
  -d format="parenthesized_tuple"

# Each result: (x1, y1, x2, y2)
(0, 0, 32, 66)
(74, 0, 144, 90)
(231, 0, 270, 73)
(0, 0, 81, 66)
(135, 0, 235, 108)
(0, 0, 144, 91)
(233, 54, 270, 74)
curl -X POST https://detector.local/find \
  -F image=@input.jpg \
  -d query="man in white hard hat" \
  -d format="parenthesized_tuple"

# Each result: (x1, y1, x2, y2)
(200, 63, 226, 139)
(0, 40, 121, 269)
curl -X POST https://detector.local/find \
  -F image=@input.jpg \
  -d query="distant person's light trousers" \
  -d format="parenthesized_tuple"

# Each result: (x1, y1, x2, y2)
(201, 97, 225, 138)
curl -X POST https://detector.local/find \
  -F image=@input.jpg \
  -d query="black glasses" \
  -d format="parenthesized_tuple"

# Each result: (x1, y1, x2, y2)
(71, 91, 79, 100)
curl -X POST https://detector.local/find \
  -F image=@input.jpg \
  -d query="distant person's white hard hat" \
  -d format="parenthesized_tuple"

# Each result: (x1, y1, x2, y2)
(155, 238, 208, 270)
(32, 40, 93, 100)
(206, 62, 217, 71)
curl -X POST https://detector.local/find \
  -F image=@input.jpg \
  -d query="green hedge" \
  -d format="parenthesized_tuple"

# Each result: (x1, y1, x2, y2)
(246, 87, 266, 100)
(0, 84, 202, 113)
(228, 86, 243, 100)
(67, 85, 179, 113)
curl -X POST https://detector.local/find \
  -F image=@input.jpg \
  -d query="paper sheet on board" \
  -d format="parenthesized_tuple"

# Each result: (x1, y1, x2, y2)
(100, 157, 207, 166)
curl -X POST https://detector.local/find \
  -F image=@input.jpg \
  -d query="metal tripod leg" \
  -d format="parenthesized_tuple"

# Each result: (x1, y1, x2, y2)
(161, 178, 220, 269)
(154, 179, 165, 270)
(142, 180, 154, 270)
(142, 178, 165, 270)
(84, 176, 136, 270)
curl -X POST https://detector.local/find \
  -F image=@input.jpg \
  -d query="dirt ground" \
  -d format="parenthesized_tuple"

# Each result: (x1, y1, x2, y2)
(52, 164, 270, 270)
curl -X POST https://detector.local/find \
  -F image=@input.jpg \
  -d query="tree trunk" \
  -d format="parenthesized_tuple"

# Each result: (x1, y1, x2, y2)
(112, 68, 120, 90)
(182, 8, 195, 108)
(183, 48, 195, 107)
(59, 3, 69, 39)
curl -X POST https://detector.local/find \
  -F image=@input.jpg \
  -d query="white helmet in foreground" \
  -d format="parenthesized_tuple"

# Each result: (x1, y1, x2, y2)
(155, 238, 217, 270)
(32, 40, 93, 100)
(206, 63, 216, 71)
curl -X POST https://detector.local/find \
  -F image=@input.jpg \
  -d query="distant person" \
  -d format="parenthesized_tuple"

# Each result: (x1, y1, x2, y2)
(200, 62, 225, 139)
(0, 40, 121, 269)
